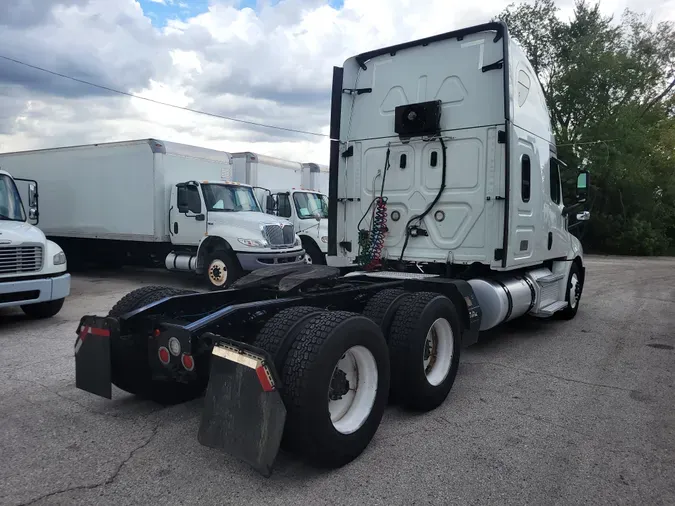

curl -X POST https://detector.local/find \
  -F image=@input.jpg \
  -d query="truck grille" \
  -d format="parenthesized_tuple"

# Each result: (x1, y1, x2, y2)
(0, 246, 44, 274)
(262, 224, 295, 248)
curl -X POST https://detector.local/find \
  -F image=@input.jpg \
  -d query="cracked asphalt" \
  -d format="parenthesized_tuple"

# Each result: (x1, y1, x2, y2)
(1, 256, 674, 506)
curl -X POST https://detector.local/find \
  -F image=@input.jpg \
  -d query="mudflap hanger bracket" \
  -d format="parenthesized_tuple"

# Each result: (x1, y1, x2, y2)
(74, 315, 117, 399)
(197, 335, 286, 477)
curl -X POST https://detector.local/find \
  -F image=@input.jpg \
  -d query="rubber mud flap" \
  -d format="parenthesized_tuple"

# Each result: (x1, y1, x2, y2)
(74, 316, 117, 399)
(198, 336, 286, 477)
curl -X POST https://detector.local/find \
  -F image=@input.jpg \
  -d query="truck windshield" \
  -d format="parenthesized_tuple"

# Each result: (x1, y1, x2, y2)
(202, 184, 262, 213)
(0, 174, 26, 222)
(293, 192, 328, 219)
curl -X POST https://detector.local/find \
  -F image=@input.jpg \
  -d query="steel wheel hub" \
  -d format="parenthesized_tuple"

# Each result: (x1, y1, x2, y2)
(423, 318, 454, 387)
(208, 259, 228, 286)
(328, 346, 378, 435)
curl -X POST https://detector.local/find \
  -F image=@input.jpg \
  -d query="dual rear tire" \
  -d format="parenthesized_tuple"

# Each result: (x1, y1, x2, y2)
(253, 307, 389, 469)
(252, 289, 462, 469)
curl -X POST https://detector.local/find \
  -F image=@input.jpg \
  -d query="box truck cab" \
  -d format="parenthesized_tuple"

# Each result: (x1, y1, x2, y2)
(0, 169, 70, 318)
(262, 188, 329, 264)
(232, 152, 330, 265)
(167, 179, 305, 288)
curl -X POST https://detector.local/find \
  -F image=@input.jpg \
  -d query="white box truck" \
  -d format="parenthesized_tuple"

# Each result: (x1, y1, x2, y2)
(232, 152, 330, 264)
(0, 169, 70, 318)
(0, 139, 305, 289)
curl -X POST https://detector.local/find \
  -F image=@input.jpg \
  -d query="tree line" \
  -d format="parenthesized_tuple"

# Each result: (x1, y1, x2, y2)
(497, 0, 675, 255)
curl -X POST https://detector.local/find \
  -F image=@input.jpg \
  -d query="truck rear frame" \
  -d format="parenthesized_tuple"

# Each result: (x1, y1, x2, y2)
(74, 264, 482, 475)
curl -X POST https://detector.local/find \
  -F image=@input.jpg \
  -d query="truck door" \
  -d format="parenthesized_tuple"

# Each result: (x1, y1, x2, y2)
(170, 182, 207, 246)
(505, 125, 540, 267)
(545, 155, 571, 258)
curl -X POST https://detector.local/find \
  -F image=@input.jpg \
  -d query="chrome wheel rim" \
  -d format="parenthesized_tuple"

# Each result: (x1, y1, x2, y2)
(569, 273, 580, 309)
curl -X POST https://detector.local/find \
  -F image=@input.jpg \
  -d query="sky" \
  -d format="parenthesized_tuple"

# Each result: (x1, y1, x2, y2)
(0, 0, 673, 165)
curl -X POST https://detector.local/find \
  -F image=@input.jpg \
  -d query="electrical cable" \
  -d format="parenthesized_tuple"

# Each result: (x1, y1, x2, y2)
(399, 136, 447, 262)
(0, 54, 327, 138)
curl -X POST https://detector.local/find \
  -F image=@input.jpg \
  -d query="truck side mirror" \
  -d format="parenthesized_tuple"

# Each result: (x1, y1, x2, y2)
(28, 182, 39, 225)
(576, 171, 589, 203)
(265, 195, 276, 214)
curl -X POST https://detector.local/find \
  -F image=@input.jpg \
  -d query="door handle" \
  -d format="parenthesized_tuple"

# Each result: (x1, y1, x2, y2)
(174, 222, 178, 234)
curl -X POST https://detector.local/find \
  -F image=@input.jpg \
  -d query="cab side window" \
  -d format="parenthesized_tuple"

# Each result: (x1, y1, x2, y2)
(276, 193, 291, 218)
(521, 154, 531, 203)
(177, 185, 201, 214)
(549, 157, 562, 205)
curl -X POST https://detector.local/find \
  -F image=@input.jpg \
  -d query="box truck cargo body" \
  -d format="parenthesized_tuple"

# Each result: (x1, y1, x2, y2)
(0, 139, 305, 289)
(232, 152, 330, 264)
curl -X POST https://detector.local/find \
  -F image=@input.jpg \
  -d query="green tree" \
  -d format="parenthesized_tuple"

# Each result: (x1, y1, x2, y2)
(497, 0, 675, 255)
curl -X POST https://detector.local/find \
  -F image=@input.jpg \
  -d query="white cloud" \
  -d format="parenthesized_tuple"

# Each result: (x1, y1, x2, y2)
(0, 0, 673, 165)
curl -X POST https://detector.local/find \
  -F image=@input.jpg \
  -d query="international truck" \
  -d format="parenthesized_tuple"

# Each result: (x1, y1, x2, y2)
(232, 152, 330, 264)
(0, 139, 306, 290)
(0, 169, 70, 318)
(72, 22, 591, 476)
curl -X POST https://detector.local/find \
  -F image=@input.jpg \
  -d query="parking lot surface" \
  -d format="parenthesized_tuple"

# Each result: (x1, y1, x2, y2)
(1, 256, 674, 506)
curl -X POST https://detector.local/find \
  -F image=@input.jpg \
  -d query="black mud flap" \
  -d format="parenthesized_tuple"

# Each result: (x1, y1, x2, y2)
(74, 316, 117, 399)
(197, 335, 286, 477)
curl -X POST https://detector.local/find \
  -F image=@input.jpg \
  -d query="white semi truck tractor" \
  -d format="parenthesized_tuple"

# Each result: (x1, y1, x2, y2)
(232, 152, 330, 264)
(72, 22, 590, 476)
(0, 169, 70, 318)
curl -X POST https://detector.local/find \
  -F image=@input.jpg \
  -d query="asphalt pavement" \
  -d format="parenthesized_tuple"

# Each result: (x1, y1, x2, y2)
(1, 256, 673, 506)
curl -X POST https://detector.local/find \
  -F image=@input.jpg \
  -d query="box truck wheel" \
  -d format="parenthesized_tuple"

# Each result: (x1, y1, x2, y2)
(107, 286, 206, 404)
(204, 248, 241, 290)
(388, 292, 461, 412)
(281, 311, 389, 468)
(21, 298, 65, 319)
(302, 240, 326, 265)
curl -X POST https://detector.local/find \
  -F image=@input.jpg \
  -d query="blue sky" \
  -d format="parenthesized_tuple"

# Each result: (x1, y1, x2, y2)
(138, 0, 345, 26)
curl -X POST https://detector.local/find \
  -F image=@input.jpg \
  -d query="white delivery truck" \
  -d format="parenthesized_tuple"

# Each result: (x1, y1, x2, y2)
(0, 139, 305, 290)
(232, 152, 330, 264)
(0, 169, 70, 318)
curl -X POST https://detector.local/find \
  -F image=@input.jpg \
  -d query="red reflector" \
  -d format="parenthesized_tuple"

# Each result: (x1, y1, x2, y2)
(153, 329, 161, 337)
(255, 365, 275, 392)
(158, 346, 170, 365)
(181, 353, 194, 371)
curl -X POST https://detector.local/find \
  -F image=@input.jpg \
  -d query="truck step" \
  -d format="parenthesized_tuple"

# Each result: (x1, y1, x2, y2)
(537, 300, 569, 316)
(537, 273, 565, 284)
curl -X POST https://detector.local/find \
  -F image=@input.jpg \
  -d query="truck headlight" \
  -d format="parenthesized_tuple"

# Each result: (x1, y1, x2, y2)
(321, 236, 328, 243)
(294, 235, 301, 247)
(238, 238, 268, 248)
(53, 251, 66, 265)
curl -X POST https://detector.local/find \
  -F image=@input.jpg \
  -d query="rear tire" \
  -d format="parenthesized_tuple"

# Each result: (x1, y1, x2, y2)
(21, 298, 65, 319)
(107, 286, 205, 404)
(388, 292, 461, 411)
(252, 306, 326, 371)
(281, 311, 390, 468)
(362, 289, 411, 339)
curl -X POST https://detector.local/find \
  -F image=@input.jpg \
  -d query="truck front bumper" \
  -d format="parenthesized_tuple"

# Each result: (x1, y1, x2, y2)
(236, 250, 306, 272)
(0, 273, 71, 309)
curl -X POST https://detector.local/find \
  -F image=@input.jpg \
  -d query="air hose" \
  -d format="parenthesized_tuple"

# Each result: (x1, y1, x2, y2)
(357, 148, 391, 270)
